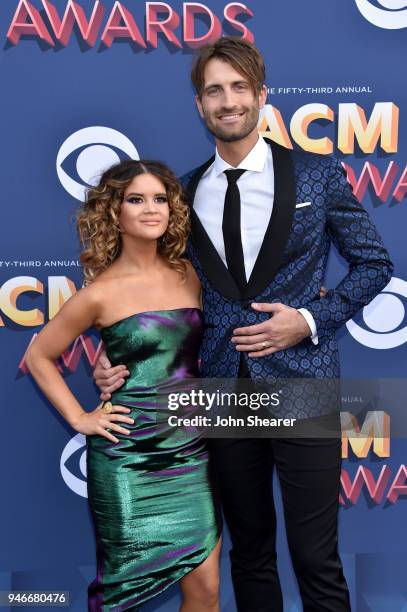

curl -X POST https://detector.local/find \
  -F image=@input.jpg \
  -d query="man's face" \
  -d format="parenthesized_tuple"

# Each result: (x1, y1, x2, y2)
(195, 58, 267, 143)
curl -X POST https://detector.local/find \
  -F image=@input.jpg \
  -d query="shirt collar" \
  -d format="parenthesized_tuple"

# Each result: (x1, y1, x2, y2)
(213, 135, 269, 178)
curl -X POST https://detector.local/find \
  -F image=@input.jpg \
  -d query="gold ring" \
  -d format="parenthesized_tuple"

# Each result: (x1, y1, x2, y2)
(102, 401, 113, 414)
(262, 341, 268, 349)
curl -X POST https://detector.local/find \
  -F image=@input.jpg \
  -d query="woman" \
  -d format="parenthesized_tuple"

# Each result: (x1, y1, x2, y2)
(26, 159, 222, 611)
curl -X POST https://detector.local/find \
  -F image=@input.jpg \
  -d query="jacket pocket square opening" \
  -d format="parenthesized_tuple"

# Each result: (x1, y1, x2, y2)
(295, 201, 312, 209)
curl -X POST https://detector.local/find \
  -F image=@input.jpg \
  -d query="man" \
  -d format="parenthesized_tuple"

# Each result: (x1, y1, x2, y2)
(94, 38, 393, 611)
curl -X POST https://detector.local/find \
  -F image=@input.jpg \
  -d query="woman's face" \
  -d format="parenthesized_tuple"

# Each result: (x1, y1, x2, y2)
(119, 172, 170, 241)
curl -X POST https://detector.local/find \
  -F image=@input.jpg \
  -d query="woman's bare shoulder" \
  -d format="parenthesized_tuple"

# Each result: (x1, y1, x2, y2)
(184, 259, 200, 285)
(65, 280, 104, 314)
(72, 274, 122, 313)
(82, 274, 124, 310)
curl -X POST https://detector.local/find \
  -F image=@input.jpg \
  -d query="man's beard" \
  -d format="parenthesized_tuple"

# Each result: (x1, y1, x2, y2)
(202, 105, 260, 143)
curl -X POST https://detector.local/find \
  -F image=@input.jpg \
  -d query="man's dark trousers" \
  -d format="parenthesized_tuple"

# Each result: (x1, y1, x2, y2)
(209, 364, 351, 612)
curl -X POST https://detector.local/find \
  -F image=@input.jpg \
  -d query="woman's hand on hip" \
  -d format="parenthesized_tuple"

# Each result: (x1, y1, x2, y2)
(72, 402, 135, 444)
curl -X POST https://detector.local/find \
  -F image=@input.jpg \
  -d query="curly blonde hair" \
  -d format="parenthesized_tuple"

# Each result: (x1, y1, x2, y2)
(77, 160, 190, 285)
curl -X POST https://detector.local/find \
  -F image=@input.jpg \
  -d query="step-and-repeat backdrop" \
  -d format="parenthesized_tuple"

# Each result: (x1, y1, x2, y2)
(1, 1, 406, 610)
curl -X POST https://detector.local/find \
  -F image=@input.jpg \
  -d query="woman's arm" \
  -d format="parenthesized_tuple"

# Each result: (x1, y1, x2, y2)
(25, 286, 134, 443)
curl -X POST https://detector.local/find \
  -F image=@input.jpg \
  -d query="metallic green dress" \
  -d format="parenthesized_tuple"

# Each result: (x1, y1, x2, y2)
(86, 308, 221, 611)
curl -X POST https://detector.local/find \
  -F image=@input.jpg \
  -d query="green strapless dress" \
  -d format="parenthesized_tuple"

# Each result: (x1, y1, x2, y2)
(86, 308, 221, 611)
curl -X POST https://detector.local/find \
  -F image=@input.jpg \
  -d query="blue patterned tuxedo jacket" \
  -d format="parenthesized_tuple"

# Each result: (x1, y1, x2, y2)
(181, 138, 393, 412)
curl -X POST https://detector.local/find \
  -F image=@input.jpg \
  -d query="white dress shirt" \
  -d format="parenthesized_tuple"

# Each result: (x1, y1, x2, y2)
(194, 136, 318, 344)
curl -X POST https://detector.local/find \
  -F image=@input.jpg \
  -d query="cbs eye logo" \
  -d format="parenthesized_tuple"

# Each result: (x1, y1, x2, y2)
(355, 0, 407, 29)
(346, 277, 407, 349)
(56, 126, 139, 201)
(60, 433, 88, 498)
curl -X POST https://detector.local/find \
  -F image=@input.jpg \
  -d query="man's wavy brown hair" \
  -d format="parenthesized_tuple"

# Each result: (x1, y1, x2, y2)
(77, 159, 190, 285)
(191, 36, 266, 99)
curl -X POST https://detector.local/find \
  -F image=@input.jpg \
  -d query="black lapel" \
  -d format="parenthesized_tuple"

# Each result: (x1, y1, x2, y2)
(184, 155, 242, 300)
(184, 138, 296, 302)
(243, 139, 296, 299)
